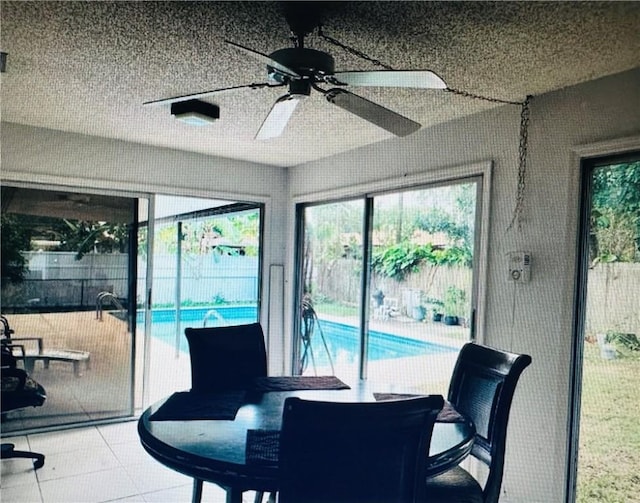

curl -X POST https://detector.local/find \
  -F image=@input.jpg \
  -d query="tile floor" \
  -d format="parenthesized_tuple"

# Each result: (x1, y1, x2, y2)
(1, 420, 262, 503)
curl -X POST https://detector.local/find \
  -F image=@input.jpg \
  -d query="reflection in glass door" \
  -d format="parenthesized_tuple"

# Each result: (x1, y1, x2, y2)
(296, 178, 481, 392)
(297, 199, 365, 382)
(0, 185, 143, 432)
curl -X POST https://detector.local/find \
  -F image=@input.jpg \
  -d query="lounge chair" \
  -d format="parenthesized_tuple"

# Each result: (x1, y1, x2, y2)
(1, 315, 90, 377)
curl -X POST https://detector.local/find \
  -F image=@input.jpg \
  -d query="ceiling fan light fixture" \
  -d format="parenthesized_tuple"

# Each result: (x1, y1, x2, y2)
(171, 99, 220, 126)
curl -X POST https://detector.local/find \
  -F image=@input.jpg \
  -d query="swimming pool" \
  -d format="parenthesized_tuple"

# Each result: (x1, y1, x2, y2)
(140, 306, 456, 365)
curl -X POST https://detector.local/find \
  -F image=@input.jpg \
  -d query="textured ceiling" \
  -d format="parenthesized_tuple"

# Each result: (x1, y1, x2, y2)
(2, 1, 639, 168)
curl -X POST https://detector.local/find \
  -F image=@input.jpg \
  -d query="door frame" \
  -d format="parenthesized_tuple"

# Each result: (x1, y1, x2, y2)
(566, 135, 640, 502)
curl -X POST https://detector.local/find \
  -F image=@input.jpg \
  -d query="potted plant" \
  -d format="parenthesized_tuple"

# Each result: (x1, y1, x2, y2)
(423, 296, 444, 322)
(412, 304, 427, 321)
(443, 286, 465, 326)
(599, 330, 640, 359)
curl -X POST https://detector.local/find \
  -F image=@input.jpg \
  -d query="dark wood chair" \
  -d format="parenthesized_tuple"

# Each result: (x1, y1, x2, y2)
(425, 342, 532, 503)
(1, 344, 47, 469)
(278, 394, 445, 503)
(184, 323, 269, 503)
(184, 322, 268, 392)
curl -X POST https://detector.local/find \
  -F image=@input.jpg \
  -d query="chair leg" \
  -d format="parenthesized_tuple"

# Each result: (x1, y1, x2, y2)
(192, 478, 203, 503)
(1, 443, 45, 469)
(226, 487, 243, 503)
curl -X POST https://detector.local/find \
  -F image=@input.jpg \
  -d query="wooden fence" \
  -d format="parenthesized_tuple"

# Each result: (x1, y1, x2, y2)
(313, 258, 471, 316)
(585, 263, 640, 336)
(313, 259, 639, 335)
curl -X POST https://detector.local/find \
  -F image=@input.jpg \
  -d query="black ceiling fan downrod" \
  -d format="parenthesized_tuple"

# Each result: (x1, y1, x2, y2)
(281, 1, 325, 49)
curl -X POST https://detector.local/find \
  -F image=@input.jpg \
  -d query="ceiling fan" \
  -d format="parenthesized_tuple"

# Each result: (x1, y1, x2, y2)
(144, 2, 447, 140)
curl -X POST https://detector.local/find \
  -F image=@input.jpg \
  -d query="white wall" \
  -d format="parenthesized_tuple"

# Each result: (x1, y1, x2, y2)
(288, 67, 640, 502)
(2, 67, 639, 501)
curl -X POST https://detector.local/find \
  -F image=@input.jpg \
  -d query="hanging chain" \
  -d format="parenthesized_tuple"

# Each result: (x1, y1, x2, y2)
(507, 96, 531, 231)
(318, 28, 532, 231)
(444, 87, 522, 106)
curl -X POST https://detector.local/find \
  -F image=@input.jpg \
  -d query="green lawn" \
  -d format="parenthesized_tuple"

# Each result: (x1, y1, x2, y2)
(576, 343, 640, 503)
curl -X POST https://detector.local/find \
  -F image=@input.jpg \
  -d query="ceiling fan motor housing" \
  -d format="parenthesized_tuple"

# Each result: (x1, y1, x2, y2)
(266, 48, 335, 83)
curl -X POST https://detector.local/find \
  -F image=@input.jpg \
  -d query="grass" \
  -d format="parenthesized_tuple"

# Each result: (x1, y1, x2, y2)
(576, 342, 640, 503)
(314, 301, 359, 318)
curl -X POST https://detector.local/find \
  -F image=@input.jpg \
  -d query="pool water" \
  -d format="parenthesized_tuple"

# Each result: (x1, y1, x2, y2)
(305, 320, 456, 367)
(141, 306, 456, 365)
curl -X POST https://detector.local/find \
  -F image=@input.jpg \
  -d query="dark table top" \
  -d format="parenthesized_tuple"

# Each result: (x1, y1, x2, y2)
(138, 379, 475, 494)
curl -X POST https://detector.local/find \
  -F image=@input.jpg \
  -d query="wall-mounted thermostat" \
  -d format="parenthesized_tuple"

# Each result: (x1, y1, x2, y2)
(507, 251, 531, 282)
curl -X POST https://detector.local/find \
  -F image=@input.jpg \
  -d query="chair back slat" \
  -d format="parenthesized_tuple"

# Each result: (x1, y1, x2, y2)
(184, 323, 267, 392)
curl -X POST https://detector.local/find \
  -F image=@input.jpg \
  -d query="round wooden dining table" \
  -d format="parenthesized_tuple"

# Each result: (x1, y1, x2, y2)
(138, 379, 475, 503)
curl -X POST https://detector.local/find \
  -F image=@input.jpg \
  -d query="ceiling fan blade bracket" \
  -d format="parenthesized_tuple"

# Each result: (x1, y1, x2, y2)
(143, 82, 281, 107)
(225, 40, 301, 78)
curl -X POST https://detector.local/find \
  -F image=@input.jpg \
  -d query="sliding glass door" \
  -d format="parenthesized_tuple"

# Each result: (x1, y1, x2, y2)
(295, 176, 483, 392)
(1, 185, 146, 432)
(0, 187, 265, 427)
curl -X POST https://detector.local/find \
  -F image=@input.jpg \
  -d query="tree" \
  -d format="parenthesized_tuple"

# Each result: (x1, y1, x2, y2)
(371, 242, 471, 281)
(1, 214, 30, 283)
(1, 213, 130, 262)
(57, 220, 129, 259)
(591, 161, 640, 264)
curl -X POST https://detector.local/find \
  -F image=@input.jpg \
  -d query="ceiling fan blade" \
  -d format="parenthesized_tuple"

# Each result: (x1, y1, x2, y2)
(331, 70, 447, 89)
(325, 88, 421, 137)
(225, 40, 301, 79)
(143, 83, 282, 107)
(255, 94, 302, 140)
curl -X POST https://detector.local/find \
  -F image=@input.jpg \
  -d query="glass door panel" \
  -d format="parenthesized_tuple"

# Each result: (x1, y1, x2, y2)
(298, 199, 365, 382)
(574, 156, 640, 503)
(295, 178, 480, 390)
(366, 182, 477, 393)
(144, 196, 263, 403)
(1, 185, 140, 432)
